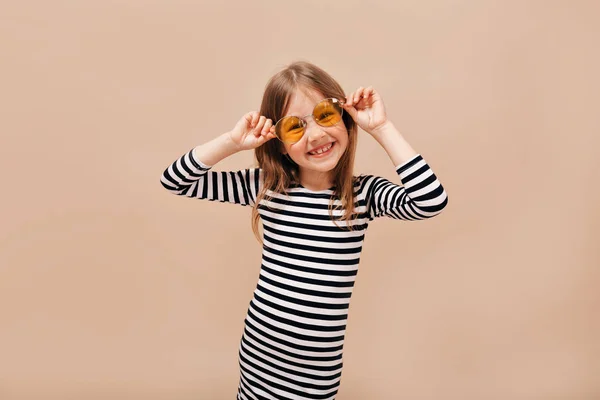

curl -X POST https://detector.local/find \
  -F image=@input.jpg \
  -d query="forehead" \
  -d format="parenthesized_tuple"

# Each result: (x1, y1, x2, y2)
(285, 87, 324, 116)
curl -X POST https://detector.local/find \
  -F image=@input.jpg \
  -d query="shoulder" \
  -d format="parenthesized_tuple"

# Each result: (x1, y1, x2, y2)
(354, 174, 389, 187)
(354, 173, 399, 197)
(353, 174, 378, 195)
(243, 167, 262, 176)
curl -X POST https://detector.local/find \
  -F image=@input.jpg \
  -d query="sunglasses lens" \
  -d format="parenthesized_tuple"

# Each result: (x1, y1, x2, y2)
(314, 99, 343, 127)
(275, 116, 305, 143)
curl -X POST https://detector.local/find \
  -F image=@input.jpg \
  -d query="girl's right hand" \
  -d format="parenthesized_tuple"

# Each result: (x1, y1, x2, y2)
(228, 111, 277, 151)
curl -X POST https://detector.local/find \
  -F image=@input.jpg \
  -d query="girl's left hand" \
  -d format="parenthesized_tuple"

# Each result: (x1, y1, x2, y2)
(343, 86, 389, 136)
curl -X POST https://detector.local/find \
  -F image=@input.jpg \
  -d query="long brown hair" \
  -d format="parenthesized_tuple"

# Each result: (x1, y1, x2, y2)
(252, 61, 359, 242)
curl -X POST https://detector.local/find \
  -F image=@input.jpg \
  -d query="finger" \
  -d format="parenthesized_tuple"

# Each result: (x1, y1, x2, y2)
(251, 112, 260, 128)
(343, 101, 357, 110)
(358, 87, 374, 108)
(244, 111, 255, 126)
(254, 116, 266, 134)
(356, 98, 368, 110)
(267, 125, 276, 136)
(346, 90, 358, 105)
(345, 93, 353, 105)
(362, 90, 373, 108)
(246, 112, 256, 128)
(266, 130, 277, 140)
(347, 91, 357, 106)
(258, 129, 277, 145)
(354, 87, 364, 104)
(370, 88, 381, 103)
(261, 119, 273, 136)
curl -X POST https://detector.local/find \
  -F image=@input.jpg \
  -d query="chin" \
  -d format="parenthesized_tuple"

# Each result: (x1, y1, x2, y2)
(303, 157, 341, 172)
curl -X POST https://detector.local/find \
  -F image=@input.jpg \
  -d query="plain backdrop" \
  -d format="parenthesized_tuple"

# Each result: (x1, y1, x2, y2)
(1, 1, 599, 399)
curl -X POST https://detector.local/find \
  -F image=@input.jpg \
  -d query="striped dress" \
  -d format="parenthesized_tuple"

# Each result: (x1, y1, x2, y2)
(160, 149, 448, 400)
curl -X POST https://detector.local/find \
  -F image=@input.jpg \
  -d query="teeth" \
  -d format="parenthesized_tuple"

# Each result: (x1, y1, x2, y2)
(309, 143, 333, 155)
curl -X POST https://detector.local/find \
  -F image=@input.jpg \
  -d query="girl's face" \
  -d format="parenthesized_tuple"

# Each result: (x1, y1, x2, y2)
(280, 89, 349, 180)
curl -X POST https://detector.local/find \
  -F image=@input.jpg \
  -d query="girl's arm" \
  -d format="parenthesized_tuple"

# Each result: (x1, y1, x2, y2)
(361, 154, 447, 220)
(160, 112, 277, 207)
(191, 131, 240, 167)
(370, 121, 418, 167)
(160, 143, 261, 207)
(344, 87, 448, 220)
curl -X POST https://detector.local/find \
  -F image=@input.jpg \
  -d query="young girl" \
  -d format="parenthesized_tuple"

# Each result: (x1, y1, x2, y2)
(161, 61, 448, 400)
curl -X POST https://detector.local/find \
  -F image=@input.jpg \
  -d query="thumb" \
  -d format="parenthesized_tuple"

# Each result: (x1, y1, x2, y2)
(256, 131, 277, 147)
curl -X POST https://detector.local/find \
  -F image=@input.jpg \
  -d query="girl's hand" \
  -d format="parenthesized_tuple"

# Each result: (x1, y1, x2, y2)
(228, 111, 277, 151)
(343, 87, 390, 136)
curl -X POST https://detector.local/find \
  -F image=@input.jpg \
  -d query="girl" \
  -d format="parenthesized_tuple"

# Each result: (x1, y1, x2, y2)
(161, 61, 448, 400)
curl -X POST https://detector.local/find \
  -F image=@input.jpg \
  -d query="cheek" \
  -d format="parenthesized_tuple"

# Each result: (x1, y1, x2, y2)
(282, 143, 304, 163)
(289, 146, 307, 159)
(281, 141, 297, 155)
(288, 137, 309, 156)
(333, 127, 349, 145)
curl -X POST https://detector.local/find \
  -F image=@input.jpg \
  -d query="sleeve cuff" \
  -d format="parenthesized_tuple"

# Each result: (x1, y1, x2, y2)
(190, 148, 212, 170)
(395, 154, 422, 174)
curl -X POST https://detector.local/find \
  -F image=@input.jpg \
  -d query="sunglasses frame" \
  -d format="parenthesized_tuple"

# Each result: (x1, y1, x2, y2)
(273, 97, 346, 144)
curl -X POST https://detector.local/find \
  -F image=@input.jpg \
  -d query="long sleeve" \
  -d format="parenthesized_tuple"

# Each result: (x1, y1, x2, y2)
(364, 154, 448, 220)
(160, 149, 262, 207)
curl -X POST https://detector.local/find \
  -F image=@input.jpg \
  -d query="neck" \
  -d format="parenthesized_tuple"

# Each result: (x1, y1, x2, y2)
(299, 169, 334, 191)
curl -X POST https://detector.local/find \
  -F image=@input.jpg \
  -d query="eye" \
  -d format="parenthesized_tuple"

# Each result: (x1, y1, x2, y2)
(317, 112, 337, 124)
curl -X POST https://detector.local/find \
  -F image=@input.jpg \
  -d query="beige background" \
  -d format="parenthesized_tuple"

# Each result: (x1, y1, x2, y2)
(1, 1, 599, 399)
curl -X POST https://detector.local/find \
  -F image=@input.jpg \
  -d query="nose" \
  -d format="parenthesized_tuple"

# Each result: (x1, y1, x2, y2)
(305, 118, 326, 142)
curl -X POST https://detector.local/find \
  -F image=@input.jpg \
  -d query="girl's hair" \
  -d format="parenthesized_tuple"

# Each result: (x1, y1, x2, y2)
(251, 61, 359, 242)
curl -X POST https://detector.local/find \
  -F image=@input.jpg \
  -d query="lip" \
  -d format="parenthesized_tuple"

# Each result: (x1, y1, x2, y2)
(307, 141, 335, 156)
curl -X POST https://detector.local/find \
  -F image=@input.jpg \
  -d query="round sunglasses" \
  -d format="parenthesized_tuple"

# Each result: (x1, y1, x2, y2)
(274, 98, 345, 144)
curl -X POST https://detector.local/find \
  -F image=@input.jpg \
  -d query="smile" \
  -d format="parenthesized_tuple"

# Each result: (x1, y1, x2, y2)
(308, 142, 335, 156)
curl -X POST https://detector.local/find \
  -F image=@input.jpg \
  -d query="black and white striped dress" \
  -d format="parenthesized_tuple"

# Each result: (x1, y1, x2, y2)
(160, 149, 448, 400)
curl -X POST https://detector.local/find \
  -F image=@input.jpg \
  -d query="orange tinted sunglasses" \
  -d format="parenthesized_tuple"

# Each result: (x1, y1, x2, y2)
(274, 98, 345, 144)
